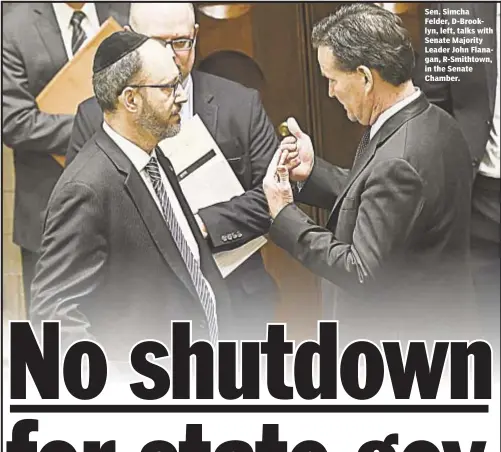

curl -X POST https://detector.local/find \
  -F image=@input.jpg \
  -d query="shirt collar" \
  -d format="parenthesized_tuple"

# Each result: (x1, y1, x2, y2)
(52, 2, 95, 29)
(180, 74, 194, 121)
(102, 121, 155, 173)
(370, 88, 422, 140)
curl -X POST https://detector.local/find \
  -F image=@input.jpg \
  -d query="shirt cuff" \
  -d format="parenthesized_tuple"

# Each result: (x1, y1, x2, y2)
(194, 213, 208, 239)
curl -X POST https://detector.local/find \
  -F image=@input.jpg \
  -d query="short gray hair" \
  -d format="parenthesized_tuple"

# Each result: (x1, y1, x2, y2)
(312, 4, 414, 86)
(92, 50, 143, 113)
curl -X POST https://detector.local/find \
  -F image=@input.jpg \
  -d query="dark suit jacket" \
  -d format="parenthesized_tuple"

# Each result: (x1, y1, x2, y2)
(2, 2, 130, 253)
(413, 2, 497, 176)
(65, 70, 279, 314)
(31, 129, 232, 359)
(270, 94, 477, 343)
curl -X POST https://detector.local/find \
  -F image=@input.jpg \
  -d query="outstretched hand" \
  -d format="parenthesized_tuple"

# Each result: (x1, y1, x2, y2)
(278, 117, 315, 182)
(263, 149, 294, 219)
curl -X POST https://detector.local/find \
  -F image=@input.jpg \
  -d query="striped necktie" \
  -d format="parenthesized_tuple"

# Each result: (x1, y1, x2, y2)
(353, 127, 372, 166)
(144, 156, 219, 344)
(70, 10, 87, 55)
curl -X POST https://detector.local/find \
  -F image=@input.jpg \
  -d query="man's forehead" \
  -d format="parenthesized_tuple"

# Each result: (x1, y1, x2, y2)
(134, 8, 195, 38)
(147, 21, 194, 39)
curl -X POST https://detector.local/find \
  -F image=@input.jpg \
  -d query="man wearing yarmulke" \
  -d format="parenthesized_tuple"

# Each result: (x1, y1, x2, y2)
(31, 32, 232, 359)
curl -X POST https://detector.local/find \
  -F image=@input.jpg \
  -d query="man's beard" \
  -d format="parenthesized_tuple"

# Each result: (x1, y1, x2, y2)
(137, 97, 181, 142)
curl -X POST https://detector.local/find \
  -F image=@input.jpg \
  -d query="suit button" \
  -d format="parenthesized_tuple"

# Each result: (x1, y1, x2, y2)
(237, 232, 243, 238)
(472, 158, 480, 167)
(221, 235, 228, 242)
(486, 119, 492, 127)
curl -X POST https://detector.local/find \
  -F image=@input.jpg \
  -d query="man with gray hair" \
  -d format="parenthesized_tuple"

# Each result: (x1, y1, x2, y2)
(31, 32, 232, 358)
(66, 2, 279, 340)
(263, 4, 477, 344)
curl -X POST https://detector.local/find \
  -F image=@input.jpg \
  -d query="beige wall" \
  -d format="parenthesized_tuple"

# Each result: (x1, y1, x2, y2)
(2, 145, 26, 332)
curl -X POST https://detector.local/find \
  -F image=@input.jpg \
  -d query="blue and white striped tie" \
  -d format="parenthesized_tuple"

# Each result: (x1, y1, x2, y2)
(144, 156, 218, 344)
(70, 10, 87, 55)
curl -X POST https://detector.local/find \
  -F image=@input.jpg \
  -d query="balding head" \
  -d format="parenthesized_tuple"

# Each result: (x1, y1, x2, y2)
(129, 3, 197, 80)
(130, 3, 195, 37)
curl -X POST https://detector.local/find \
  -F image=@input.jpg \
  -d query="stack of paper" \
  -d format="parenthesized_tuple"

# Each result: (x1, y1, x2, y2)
(36, 17, 123, 167)
(159, 115, 267, 277)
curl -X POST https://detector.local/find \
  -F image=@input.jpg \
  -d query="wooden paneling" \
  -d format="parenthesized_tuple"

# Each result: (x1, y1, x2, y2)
(195, 3, 322, 338)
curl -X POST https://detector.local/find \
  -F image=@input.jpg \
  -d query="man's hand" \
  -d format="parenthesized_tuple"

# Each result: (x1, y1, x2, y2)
(263, 149, 294, 219)
(278, 117, 315, 182)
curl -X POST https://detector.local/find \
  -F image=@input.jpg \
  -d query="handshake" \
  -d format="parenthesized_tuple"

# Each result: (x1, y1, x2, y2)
(263, 117, 315, 218)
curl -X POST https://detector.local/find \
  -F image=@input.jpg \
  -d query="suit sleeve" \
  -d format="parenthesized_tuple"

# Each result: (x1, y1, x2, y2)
(296, 158, 350, 210)
(30, 182, 108, 349)
(1, 28, 74, 154)
(269, 159, 425, 295)
(66, 102, 96, 166)
(197, 90, 279, 251)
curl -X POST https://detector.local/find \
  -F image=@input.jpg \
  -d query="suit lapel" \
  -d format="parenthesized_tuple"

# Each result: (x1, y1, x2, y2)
(193, 71, 218, 138)
(95, 3, 112, 25)
(32, 3, 68, 71)
(327, 94, 430, 227)
(94, 130, 199, 300)
(472, 3, 497, 115)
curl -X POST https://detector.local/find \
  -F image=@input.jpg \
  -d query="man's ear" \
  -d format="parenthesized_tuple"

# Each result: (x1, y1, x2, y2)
(121, 87, 139, 113)
(358, 65, 374, 93)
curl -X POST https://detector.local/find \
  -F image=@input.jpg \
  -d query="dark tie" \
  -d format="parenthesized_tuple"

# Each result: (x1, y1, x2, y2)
(353, 127, 372, 166)
(70, 10, 87, 55)
(144, 156, 219, 344)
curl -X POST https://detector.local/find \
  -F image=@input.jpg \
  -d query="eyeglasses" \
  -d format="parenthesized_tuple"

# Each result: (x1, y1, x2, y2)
(127, 74, 183, 95)
(157, 37, 195, 52)
(127, 25, 196, 53)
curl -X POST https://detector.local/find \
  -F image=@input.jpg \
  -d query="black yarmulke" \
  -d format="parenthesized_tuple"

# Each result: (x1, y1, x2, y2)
(93, 31, 149, 74)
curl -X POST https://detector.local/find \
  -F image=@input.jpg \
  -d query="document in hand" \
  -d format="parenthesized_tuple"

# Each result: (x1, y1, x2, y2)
(158, 115, 267, 278)
(36, 17, 123, 167)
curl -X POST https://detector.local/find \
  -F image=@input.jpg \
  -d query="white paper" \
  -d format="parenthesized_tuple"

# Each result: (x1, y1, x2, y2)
(158, 115, 267, 278)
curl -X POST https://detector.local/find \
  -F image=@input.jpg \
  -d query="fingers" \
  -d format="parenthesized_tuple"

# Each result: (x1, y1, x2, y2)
(280, 136, 297, 145)
(287, 117, 303, 139)
(266, 148, 283, 180)
(277, 165, 289, 184)
(279, 149, 288, 166)
(279, 142, 298, 153)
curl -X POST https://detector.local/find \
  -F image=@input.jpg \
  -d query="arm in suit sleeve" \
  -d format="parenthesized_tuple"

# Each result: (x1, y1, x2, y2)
(295, 158, 350, 210)
(1, 29, 74, 154)
(30, 182, 108, 349)
(197, 91, 279, 250)
(66, 102, 96, 166)
(269, 159, 425, 295)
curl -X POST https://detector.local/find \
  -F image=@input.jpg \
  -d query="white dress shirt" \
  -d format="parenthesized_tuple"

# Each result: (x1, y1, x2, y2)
(103, 122, 218, 312)
(370, 88, 422, 140)
(180, 74, 194, 124)
(52, 2, 100, 58)
(102, 121, 205, 260)
(479, 3, 500, 179)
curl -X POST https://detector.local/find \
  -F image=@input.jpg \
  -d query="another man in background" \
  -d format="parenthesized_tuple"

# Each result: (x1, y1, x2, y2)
(414, 3, 500, 351)
(263, 4, 477, 345)
(2, 2, 129, 311)
(65, 2, 279, 340)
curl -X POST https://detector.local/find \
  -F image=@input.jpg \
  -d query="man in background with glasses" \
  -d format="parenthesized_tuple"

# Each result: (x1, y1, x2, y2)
(65, 3, 279, 340)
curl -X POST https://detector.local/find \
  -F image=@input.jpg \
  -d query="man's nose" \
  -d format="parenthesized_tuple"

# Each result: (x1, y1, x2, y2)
(175, 83, 188, 104)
